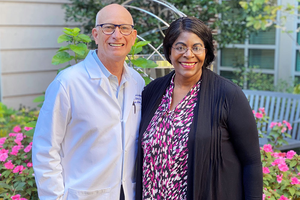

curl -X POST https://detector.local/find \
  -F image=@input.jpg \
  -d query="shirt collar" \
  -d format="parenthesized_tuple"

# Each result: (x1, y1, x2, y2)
(92, 50, 132, 82)
(92, 50, 111, 78)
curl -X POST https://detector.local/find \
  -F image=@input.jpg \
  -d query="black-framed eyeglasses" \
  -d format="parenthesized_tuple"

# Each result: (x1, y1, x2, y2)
(96, 23, 134, 36)
(172, 45, 206, 55)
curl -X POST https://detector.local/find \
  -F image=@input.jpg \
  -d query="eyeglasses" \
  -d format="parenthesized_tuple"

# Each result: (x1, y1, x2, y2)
(96, 23, 134, 36)
(172, 45, 206, 55)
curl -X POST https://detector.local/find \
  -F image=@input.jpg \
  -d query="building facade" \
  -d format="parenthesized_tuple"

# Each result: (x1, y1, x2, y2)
(0, 0, 80, 109)
(217, 0, 299, 91)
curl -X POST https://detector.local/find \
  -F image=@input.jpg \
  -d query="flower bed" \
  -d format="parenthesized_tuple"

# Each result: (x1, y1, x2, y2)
(0, 106, 299, 199)
(0, 125, 37, 200)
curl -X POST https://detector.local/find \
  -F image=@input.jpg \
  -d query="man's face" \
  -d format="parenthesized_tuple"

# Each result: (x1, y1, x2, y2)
(92, 6, 137, 63)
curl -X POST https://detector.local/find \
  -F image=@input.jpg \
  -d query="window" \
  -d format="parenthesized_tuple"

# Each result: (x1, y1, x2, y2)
(218, 27, 278, 90)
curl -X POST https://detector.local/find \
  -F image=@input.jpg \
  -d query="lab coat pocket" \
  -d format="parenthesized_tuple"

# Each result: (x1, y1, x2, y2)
(67, 187, 111, 200)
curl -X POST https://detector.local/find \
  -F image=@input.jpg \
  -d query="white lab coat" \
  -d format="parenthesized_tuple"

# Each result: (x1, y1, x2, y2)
(32, 51, 145, 200)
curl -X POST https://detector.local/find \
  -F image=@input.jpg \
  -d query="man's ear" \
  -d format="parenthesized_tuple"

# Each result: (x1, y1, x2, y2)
(131, 30, 137, 46)
(92, 28, 99, 45)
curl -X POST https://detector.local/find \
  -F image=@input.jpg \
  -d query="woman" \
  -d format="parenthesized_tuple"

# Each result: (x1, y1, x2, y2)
(136, 17, 262, 200)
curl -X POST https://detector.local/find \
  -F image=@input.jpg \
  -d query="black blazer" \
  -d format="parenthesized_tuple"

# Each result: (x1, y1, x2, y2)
(136, 68, 263, 200)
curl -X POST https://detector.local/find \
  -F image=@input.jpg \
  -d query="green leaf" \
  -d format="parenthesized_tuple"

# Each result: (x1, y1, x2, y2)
(5, 178, 11, 184)
(14, 182, 26, 191)
(284, 133, 292, 138)
(72, 27, 81, 34)
(0, 182, 11, 189)
(78, 34, 91, 43)
(239, 1, 248, 9)
(52, 52, 74, 65)
(70, 43, 87, 56)
(28, 180, 34, 187)
(143, 76, 152, 85)
(135, 41, 150, 49)
(57, 35, 72, 43)
(290, 160, 297, 167)
(57, 44, 71, 52)
(76, 49, 90, 60)
(33, 95, 45, 103)
(25, 128, 35, 137)
(254, 21, 261, 29)
(1, 171, 10, 178)
(0, 187, 7, 194)
(289, 187, 295, 196)
(131, 58, 158, 69)
(63, 27, 80, 37)
(25, 121, 37, 128)
(37, 103, 43, 108)
(134, 47, 143, 55)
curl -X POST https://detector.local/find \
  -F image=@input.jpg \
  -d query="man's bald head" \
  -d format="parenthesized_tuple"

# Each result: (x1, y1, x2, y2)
(91, 3, 137, 69)
(95, 4, 134, 26)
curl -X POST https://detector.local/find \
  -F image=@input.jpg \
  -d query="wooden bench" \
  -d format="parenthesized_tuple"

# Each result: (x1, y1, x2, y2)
(243, 90, 300, 150)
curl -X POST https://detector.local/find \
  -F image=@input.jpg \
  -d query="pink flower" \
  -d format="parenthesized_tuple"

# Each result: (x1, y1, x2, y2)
(29, 142, 32, 146)
(259, 107, 265, 113)
(279, 152, 286, 157)
(0, 137, 6, 145)
(8, 133, 16, 137)
(10, 145, 21, 156)
(255, 113, 263, 119)
(271, 152, 280, 158)
(24, 127, 33, 131)
(286, 150, 296, 159)
(11, 194, 21, 200)
(24, 145, 32, 153)
(291, 177, 300, 185)
(258, 107, 265, 113)
(263, 144, 273, 152)
(252, 110, 256, 114)
(0, 149, 8, 154)
(16, 133, 23, 141)
(277, 174, 283, 183)
(263, 167, 270, 174)
(10, 194, 27, 200)
(13, 165, 26, 174)
(272, 158, 285, 166)
(281, 127, 287, 133)
(279, 195, 289, 200)
(14, 139, 22, 146)
(27, 162, 33, 167)
(13, 125, 21, 133)
(283, 120, 292, 130)
(0, 151, 8, 162)
(278, 163, 289, 172)
(270, 122, 277, 128)
(278, 122, 282, 126)
(4, 160, 15, 169)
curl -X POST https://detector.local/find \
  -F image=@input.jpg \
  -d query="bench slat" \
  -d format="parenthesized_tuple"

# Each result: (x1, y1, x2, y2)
(243, 90, 300, 149)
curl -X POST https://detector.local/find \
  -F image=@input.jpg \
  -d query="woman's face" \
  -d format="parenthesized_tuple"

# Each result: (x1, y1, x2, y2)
(170, 31, 206, 82)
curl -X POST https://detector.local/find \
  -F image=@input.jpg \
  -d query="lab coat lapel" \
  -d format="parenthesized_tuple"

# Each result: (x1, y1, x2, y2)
(84, 51, 119, 106)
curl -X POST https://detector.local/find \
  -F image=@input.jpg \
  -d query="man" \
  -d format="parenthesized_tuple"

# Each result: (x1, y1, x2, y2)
(32, 4, 145, 200)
